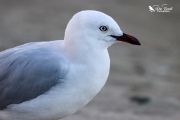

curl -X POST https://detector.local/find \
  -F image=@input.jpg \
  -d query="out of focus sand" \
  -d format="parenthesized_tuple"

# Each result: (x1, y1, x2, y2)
(0, 0, 180, 120)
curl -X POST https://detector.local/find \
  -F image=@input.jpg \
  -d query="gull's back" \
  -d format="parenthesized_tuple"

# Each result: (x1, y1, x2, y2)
(0, 40, 68, 110)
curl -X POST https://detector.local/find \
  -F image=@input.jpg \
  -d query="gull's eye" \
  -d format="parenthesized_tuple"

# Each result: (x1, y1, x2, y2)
(99, 26, 108, 31)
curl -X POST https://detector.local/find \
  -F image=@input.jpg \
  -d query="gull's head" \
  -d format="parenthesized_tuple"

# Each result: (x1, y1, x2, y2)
(64, 10, 140, 49)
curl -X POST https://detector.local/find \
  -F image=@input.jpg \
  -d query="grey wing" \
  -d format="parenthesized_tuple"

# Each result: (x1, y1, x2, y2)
(0, 43, 68, 110)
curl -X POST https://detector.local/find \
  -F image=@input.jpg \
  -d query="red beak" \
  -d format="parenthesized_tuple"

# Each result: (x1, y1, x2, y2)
(110, 33, 141, 45)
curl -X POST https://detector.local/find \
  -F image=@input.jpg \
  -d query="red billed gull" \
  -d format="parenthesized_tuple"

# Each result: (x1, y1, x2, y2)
(0, 10, 141, 120)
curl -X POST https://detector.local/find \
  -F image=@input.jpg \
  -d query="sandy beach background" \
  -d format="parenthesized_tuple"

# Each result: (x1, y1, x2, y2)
(0, 0, 180, 120)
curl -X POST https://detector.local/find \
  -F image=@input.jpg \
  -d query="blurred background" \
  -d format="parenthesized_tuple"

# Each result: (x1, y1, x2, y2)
(0, 0, 180, 120)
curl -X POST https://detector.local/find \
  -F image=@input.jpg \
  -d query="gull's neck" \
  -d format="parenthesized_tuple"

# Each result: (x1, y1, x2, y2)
(62, 36, 108, 63)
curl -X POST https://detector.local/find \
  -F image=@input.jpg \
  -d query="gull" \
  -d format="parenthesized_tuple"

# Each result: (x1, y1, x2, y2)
(0, 10, 141, 120)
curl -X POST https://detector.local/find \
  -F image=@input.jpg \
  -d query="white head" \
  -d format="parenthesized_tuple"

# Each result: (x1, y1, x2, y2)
(64, 10, 140, 49)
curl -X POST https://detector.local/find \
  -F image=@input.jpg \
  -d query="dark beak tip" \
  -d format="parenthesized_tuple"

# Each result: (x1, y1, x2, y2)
(132, 38, 141, 46)
(135, 42, 141, 46)
(137, 42, 141, 46)
(126, 34, 141, 46)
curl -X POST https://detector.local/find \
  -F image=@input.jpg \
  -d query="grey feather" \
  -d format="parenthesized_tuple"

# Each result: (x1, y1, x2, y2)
(0, 41, 68, 110)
